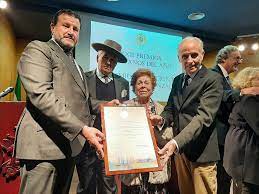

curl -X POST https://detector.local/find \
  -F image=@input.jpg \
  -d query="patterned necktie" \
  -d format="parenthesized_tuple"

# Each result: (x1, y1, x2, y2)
(103, 75, 109, 84)
(226, 76, 231, 86)
(66, 51, 75, 64)
(183, 74, 190, 89)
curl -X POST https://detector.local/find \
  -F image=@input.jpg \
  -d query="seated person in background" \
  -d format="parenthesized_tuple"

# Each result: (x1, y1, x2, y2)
(120, 68, 174, 194)
(224, 67, 259, 194)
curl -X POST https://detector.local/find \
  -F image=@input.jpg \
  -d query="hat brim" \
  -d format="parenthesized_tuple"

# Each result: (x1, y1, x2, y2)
(92, 43, 127, 63)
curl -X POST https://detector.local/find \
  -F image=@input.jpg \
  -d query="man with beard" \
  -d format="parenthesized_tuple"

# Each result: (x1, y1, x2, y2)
(14, 9, 115, 194)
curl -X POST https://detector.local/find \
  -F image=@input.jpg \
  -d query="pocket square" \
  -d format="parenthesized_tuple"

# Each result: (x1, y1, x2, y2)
(121, 89, 128, 98)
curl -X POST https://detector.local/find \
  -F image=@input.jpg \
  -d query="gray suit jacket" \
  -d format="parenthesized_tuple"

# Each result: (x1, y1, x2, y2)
(14, 40, 100, 160)
(85, 70, 129, 101)
(161, 66, 223, 162)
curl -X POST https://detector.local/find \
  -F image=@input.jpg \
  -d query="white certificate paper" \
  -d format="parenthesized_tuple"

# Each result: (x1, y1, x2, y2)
(101, 105, 161, 175)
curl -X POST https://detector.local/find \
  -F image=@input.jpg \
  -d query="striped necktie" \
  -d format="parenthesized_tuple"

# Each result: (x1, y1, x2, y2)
(66, 50, 74, 61)
(226, 76, 232, 86)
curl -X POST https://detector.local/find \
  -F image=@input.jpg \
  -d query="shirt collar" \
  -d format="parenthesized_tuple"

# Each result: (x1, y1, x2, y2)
(51, 37, 74, 54)
(51, 38, 83, 79)
(184, 64, 202, 79)
(96, 68, 113, 82)
(218, 64, 229, 78)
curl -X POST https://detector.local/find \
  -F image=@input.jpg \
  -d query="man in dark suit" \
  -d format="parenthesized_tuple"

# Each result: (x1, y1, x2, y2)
(212, 45, 242, 194)
(76, 39, 129, 194)
(13, 9, 112, 194)
(155, 37, 223, 194)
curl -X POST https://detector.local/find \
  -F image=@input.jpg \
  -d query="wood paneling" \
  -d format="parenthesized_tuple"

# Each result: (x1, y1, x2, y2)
(15, 38, 31, 100)
(0, 12, 16, 101)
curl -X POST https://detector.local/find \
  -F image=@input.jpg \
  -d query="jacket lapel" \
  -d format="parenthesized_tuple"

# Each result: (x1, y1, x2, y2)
(78, 66, 87, 95)
(177, 74, 185, 106)
(87, 70, 97, 98)
(114, 74, 122, 99)
(215, 65, 223, 76)
(214, 65, 232, 89)
(181, 66, 207, 108)
(47, 40, 86, 96)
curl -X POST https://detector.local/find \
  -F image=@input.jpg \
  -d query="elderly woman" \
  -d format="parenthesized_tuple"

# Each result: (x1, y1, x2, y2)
(120, 68, 173, 194)
(223, 67, 259, 194)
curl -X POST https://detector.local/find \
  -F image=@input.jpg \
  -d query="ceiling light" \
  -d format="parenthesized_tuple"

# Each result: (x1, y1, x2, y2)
(107, 0, 119, 1)
(0, 0, 7, 9)
(238, 44, 245, 52)
(188, 12, 205, 21)
(251, 43, 259, 51)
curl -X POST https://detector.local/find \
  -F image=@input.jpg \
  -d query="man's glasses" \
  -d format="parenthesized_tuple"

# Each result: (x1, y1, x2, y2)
(231, 56, 243, 62)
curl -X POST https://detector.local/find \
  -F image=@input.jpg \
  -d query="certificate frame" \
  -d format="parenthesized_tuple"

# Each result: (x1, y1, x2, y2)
(100, 104, 162, 175)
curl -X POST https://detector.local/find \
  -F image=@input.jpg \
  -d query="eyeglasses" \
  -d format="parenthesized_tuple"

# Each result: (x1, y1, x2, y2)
(231, 56, 243, 62)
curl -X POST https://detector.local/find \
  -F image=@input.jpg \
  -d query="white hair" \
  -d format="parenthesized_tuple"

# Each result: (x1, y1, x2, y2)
(178, 36, 204, 54)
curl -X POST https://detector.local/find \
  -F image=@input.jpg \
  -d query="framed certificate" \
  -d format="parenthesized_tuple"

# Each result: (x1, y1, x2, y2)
(100, 104, 162, 175)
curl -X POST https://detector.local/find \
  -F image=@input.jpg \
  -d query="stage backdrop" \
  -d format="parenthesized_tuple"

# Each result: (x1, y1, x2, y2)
(76, 12, 190, 102)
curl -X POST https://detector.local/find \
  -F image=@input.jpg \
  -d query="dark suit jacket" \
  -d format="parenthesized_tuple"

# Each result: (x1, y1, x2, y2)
(211, 65, 240, 145)
(14, 40, 100, 160)
(85, 70, 129, 129)
(224, 95, 259, 185)
(161, 66, 223, 163)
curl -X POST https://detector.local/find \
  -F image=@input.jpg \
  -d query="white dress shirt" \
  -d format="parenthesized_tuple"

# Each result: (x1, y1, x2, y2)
(96, 68, 113, 84)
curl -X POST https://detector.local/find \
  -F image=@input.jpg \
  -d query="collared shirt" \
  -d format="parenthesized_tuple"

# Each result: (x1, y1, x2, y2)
(96, 68, 113, 84)
(52, 38, 83, 80)
(182, 65, 202, 88)
(218, 63, 229, 78)
(174, 65, 203, 153)
(218, 64, 232, 85)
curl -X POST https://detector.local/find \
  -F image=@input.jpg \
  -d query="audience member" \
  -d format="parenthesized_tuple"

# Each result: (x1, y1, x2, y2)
(224, 67, 259, 194)
(212, 45, 243, 194)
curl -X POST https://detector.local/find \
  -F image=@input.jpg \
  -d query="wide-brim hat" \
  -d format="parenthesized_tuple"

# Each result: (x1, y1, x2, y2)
(92, 39, 127, 63)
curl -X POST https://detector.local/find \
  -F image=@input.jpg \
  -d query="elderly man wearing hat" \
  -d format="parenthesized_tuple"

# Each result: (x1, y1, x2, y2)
(76, 39, 129, 194)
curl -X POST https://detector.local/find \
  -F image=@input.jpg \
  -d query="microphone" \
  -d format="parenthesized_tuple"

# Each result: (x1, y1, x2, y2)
(0, 87, 14, 98)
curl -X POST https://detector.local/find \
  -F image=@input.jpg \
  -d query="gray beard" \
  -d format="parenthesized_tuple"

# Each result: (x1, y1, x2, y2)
(59, 40, 73, 52)
(53, 36, 74, 52)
